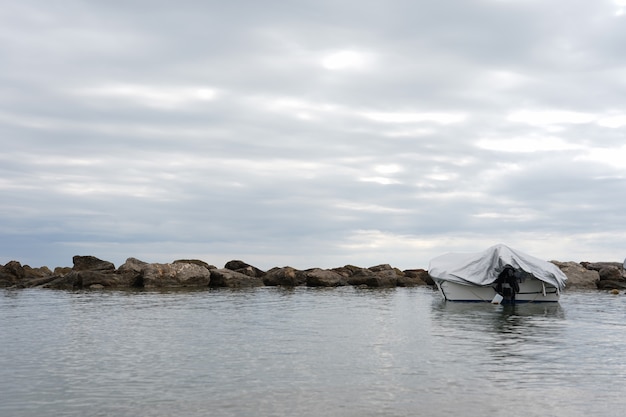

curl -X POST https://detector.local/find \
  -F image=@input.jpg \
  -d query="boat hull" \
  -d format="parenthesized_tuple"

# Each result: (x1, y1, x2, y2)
(435, 278, 560, 303)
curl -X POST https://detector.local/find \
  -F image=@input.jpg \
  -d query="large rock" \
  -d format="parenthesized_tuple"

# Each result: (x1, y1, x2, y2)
(346, 267, 398, 287)
(174, 259, 216, 270)
(18, 275, 58, 288)
(23, 265, 52, 279)
(333, 264, 403, 287)
(552, 261, 599, 289)
(332, 265, 363, 279)
(582, 262, 623, 272)
(598, 266, 623, 282)
(209, 268, 264, 288)
(399, 269, 430, 286)
(263, 267, 304, 286)
(72, 255, 115, 272)
(43, 273, 80, 290)
(141, 262, 211, 288)
(16, 265, 56, 288)
(224, 260, 265, 278)
(116, 257, 147, 287)
(0, 261, 24, 286)
(53, 267, 72, 277)
(0, 261, 54, 288)
(597, 280, 626, 290)
(118, 257, 148, 273)
(117, 257, 148, 277)
(346, 267, 377, 286)
(41, 270, 135, 289)
(303, 268, 347, 287)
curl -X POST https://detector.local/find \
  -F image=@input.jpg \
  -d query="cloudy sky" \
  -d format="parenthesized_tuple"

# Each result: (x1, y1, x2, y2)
(2, 0, 626, 270)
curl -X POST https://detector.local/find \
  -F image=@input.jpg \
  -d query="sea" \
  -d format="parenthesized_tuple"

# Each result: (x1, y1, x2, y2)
(1, 286, 625, 417)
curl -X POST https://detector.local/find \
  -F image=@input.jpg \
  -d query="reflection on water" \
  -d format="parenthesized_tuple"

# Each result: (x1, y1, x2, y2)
(432, 300, 566, 336)
(1, 288, 625, 417)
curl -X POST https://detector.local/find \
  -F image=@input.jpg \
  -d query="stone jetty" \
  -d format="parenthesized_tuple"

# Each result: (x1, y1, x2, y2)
(0, 255, 623, 291)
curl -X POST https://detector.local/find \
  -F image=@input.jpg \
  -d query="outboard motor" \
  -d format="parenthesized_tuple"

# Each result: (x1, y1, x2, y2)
(495, 266, 519, 303)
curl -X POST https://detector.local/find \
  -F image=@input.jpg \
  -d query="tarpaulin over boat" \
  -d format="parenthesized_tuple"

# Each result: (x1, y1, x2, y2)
(428, 244, 567, 291)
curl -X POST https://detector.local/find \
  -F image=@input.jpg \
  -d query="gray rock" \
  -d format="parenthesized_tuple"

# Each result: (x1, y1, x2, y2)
(598, 266, 623, 282)
(224, 260, 265, 277)
(116, 257, 148, 287)
(43, 272, 81, 290)
(346, 268, 377, 286)
(24, 265, 52, 279)
(53, 267, 72, 277)
(0, 262, 19, 287)
(72, 255, 115, 272)
(552, 261, 599, 289)
(118, 257, 148, 275)
(209, 268, 264, 288)
(368, 264, 394, 273)
(304, 268, 347, 287)
(263, 267, 304, 286)
(363, 269, 399, 288)
(582, 262, 623, 272)
(597, 280, 626, 290)
(331, 265, 363, 278)
(174, 259, 216, 270)
(399, 269, 430, 286)
(142, 263, 211, 288)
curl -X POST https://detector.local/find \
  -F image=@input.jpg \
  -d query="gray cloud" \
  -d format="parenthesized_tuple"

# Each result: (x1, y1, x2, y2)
(1, 0, 625, 270)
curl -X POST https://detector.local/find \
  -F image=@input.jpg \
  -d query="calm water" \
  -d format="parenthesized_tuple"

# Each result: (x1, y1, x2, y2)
(1, 287, 625, 417)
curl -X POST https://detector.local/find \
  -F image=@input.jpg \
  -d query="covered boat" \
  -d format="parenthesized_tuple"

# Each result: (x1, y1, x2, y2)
(428, 244, 567, 303)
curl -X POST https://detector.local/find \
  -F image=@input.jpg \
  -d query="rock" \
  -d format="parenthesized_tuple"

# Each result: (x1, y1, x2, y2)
(598, 266, 623, 282)
(40, 270, 130, 290)
(582, 262, 623, 272)
(78, 270, 136, 288)
(331, 265, 363, 278)
(118, 257, 148, 274)
(174, 259, 216, 270)
(72, 255, 115, 272)
(17, 275, 58, 288)
(303, 268, 347, 287)
(5, 261, 26, 278)
(117, 258, 148, 287)
(368, 264, 394, 273)
(344, 267, 398, 287)
(209, 268, 264, 288)
(141, 263, 211, 288)
(53, 267, 72, 277)
(365, 269, 399, 287)
(43, 272, 81, 290)
(24, 265, 52, 279)
(263, 267, 304, 286)
(346, 268, 377, 286)
(224, 260, 265, 277)
(597, 280, 626, 290)
(552, 261, 599, 289)
(399, 269, 430, 286)
(0, 261, 22, 287)
(333, 264, 403, 287)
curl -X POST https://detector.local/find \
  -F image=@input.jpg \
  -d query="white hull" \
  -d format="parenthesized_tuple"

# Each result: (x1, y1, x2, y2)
(435, 278, 560, 303)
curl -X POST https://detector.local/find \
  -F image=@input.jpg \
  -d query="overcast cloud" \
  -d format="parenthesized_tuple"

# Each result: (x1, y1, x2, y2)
(2, 0, 626, 270)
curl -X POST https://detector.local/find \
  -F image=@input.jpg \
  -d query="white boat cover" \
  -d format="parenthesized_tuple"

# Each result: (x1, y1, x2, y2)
(428, 244, 567, 291)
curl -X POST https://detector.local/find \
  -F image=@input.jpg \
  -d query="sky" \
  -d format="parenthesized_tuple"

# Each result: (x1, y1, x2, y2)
(1, 0, 626, 271)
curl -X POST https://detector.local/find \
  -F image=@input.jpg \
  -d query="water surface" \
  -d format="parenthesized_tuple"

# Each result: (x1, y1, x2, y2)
(1, 287, 625, 416)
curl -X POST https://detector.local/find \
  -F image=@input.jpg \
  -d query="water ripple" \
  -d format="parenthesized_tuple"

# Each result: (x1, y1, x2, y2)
(1, 288, 625, 416)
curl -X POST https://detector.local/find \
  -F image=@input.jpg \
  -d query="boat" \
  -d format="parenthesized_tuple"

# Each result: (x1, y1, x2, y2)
(428, 244, 567, 303)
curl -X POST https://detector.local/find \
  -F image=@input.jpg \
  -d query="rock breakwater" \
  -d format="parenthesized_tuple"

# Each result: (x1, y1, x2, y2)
(0, 256, 623, 291)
